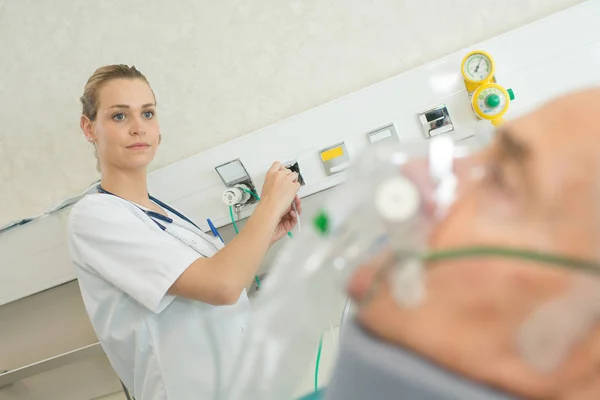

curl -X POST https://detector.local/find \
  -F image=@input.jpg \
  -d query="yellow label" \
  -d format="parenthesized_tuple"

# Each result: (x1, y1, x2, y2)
(321, 146, 344, 161)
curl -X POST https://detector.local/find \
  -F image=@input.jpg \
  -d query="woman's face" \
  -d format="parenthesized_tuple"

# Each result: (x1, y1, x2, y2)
(83, 78, 159, 172)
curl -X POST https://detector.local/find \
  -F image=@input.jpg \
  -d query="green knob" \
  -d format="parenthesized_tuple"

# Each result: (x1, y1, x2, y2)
(507, 88, 515, 101)
(485, 93, 501, 108)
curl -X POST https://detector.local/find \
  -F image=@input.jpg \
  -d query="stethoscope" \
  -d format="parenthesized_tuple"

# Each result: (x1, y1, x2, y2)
(96, 185, 219, 257)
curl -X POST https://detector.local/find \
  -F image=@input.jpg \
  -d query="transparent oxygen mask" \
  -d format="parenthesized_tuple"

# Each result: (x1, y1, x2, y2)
(221, 130, 600, 399)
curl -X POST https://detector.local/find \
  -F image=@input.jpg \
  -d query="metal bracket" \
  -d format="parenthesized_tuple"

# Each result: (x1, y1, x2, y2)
(418, 104, 454, 139)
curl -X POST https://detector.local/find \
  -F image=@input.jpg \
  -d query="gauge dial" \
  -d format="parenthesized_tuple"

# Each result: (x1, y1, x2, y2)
(462, 52, 493, 83)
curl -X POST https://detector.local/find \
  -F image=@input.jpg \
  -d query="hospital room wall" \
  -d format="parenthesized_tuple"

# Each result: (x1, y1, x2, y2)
(0, 1, 591, 399)
(0, 0, 585, 229)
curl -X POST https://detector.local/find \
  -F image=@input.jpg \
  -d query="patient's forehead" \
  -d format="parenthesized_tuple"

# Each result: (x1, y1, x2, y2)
(509, 88, 600, 146)
(502, 89, 600, 184)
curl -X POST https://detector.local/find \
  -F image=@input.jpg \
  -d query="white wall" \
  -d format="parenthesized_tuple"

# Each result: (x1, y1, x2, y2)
(0, 0, 586, 228)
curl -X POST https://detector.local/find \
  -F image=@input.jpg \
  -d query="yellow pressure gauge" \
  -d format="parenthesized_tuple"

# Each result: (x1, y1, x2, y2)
(471, 82, 515, 126)
(461, 50, 495, 92)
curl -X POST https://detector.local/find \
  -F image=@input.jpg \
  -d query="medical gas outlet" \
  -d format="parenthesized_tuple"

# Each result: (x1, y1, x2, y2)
(461, 50, 515, 126)
(222, 184, 252, 207)
(215, 158, 258, 207)
(285, 160, 305, 186)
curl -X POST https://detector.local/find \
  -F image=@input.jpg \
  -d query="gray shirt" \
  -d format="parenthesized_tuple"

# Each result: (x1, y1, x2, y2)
(324, 320, 520, 400)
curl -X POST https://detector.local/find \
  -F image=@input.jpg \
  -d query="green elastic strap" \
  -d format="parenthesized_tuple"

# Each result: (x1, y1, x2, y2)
(363, 245, 600, 308)
(422, 246, 600, 274)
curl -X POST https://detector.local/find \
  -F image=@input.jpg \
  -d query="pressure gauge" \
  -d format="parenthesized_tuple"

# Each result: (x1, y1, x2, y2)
(471, 82, 515, 126)
(461, 50, 495, 84)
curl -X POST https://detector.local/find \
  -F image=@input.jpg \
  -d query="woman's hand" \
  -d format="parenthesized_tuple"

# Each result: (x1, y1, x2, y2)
(271, 195, 302, 243)
(259, 162, 302, 242)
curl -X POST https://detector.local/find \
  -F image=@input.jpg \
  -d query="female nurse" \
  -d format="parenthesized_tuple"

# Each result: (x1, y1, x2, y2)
(67, 64, 301, 400)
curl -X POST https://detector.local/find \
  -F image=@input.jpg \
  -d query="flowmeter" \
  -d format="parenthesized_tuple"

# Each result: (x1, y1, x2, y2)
(461, 50, 515, 126)
(471, 83, 515, 126)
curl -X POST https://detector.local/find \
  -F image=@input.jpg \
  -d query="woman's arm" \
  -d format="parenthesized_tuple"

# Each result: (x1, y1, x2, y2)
(168, 162, 300, 305)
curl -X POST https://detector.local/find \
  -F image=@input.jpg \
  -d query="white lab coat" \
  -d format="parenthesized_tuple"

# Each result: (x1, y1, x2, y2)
(67, 193, 251, 400)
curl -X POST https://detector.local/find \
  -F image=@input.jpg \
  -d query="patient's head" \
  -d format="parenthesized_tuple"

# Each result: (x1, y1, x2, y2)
(349, 87, 600, 399)
(434, 87, 600, 261)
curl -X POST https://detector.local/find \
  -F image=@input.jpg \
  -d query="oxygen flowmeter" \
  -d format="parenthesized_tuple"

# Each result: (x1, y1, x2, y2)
(471, 83, 515, 126)
(461, 50, 515, 126)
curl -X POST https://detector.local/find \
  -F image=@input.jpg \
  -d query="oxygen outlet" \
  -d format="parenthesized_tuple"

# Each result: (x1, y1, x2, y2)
(222, 184, 251, 206)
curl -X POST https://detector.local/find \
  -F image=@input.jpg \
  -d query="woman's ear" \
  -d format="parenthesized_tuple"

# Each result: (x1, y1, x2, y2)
(80, 116, 96, 143)
(158, 133, 162, 145)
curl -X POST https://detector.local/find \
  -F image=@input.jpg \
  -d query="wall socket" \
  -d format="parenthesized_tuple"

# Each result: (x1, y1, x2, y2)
(285, 160, 305, 186)
(215, 159, 258, 206)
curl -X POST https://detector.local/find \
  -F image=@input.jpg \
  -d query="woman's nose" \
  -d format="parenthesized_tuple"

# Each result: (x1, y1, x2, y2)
(128, 117, 145, 136)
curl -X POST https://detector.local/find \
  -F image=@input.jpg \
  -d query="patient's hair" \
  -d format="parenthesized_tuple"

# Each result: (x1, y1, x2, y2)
(80, 64, 153, 121)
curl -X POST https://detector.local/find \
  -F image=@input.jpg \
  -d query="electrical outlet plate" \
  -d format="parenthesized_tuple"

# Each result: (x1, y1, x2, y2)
(319, 142, 351, 176)
(367, 124, 399, 144)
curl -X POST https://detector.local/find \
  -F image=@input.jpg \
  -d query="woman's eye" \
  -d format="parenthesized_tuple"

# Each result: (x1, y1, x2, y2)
(112, 113, 126, 122)
(142, 110, 155, 119)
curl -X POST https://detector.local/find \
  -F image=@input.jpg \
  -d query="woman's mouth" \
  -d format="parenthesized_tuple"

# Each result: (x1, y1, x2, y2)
(127, 142, 150, 149)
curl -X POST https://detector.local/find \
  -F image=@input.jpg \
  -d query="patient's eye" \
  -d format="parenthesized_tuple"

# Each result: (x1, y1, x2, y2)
(488, 161, 506, 188)
(485, 154, 524, 198)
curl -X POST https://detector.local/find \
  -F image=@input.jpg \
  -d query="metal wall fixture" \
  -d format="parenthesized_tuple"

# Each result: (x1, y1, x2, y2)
(284, 160, 305, 186)
(215, 159, 258, 207)
(418, 104, 454, 139)
(367, 124, 399, 144)
(319, 142, 351, 176)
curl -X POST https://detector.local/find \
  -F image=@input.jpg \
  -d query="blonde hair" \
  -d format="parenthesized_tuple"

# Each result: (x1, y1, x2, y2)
(80, 64, 152, 121)
(80, 65, 154, 171)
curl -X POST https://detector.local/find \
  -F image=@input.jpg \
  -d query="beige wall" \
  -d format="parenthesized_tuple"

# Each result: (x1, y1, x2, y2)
(0, 0, 586, 228)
